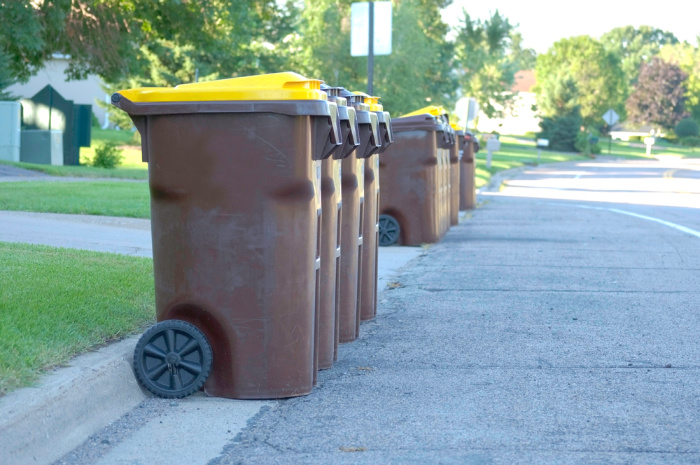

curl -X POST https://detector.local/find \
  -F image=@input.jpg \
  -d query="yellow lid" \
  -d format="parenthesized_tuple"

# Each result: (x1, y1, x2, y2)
(450, 122, 462, 131)
(402, 105, 447, 118)
(353, 91, 384, 112)
(117, 72, 327, 103)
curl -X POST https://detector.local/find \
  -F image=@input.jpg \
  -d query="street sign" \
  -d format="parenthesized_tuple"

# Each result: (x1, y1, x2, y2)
(351, 2, 392, 56)
(602, 109, 620, 126)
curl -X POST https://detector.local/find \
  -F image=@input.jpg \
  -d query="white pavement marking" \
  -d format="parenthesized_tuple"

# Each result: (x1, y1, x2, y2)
(541, 202, 700, 239)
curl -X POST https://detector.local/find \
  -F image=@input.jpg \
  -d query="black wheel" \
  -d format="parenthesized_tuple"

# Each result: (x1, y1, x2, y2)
(133, 320, 213, 399)
(378, 214, 401, 246)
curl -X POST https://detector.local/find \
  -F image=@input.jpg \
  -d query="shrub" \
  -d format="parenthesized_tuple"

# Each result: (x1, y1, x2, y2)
(538, 111, 582, 153)
(680, 136, 700, 151)
(91, 142, 124, 169)
(627, 135, 644, 143)
(675, 118, 700, 138)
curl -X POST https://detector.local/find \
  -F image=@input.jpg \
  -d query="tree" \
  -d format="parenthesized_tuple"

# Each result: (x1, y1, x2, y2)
(291, 0, 457, 116)
(626, 57, 688, 131)
(536, 73, 582, 152)
(535, 36, 626, 127)
(601, 26, 678, 87)
(0, 49, 16, 100)
(454, 10, 533, 119)
(659, 42, 700, 124)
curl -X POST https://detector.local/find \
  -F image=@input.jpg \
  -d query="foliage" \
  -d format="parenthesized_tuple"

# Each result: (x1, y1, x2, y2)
(535, 36, 626, 127)
(574, 130, 601, 155)
(626, 57, 688, 131)
(675, 118, 700, 138)
(537, 106, 582, 153)
(601, 26, 678, 88)
(290, 0, 456, 116)
(659, 42, 700, 123)
(0, 49, 16, 100)
(680, 136, 700, 151)
(454, 10, 534, 119)
(90, 142, 123, 169)
(536, 73, 580, 118)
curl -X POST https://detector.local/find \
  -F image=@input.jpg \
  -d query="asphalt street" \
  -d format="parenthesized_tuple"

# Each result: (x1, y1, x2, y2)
(2, 156, 699, 464)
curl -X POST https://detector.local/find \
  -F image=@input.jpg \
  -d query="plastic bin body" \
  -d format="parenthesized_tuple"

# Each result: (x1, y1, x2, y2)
(112, 73, 336, 399)
(318, 92, 359, 369)
(379, 114, 446, 245)
(450, 129, 463, 225)
(338, 98, 379, 343)
(360, 106, 392, 321)
(460, 131, 477, 210)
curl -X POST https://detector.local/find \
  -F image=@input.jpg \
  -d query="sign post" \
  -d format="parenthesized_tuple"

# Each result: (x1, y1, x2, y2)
(351, 2, 392, 95)
(602, 109, 620, 155)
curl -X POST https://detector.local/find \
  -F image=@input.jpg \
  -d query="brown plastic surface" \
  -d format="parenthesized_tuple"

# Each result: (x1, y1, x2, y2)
(379, 115, 444, 246)
(113, 96, 334, 399)
(450, 130, 463, 225)
(460, 131, 477, 210)
(317, 95, 359, 370)
(338, 151, 364, 343)
(359, 109, 391, 321)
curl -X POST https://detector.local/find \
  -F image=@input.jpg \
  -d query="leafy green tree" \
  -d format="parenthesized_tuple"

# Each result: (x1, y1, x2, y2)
(291, 0, 456, 116)
(659, 42, 700, 123)
(601, 26, 678, 87)
(536, 73, 580, 118)
(626, 57, 688, 131)
(0, 49, 16, 100)
(454, 10, 532, 118)
(535, 36, 626, 127)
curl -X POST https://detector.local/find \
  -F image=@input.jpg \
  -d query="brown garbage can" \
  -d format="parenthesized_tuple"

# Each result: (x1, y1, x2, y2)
(379, 106, 450, 246)
(460, 131, 478, 210)
(356, 93, 393, 322)
(337, 91, 380, 343)
(318, 85, 360, 370)
(449, 123, 463, 225)
(112, 72, 338, 400)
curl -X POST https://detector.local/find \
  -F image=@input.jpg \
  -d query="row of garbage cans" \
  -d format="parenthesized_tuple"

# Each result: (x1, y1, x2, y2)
(112, 72, 478, 400)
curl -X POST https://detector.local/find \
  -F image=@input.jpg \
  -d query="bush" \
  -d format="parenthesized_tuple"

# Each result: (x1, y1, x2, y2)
(538, 111, 582, 153)
(680, 136, 700, 151)
(90, 142, 124, 169)
(627, 135, 644, 143)
(675, 118, 700, 138)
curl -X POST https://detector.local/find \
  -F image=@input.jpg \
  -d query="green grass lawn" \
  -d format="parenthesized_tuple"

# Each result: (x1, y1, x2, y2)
(0, 242, 155, 395)
(474, 136, 588, 188)
(0, 181, 151, 218)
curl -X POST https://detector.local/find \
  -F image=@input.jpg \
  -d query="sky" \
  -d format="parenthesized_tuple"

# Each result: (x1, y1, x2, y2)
(441, 0, 700, 53)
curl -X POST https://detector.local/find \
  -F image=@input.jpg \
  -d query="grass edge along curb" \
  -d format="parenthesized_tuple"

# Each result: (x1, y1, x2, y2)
(0, 242, 155, 396)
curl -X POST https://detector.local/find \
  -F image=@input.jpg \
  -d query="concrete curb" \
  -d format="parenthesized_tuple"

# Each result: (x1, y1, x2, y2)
(0, 336, 146, 465)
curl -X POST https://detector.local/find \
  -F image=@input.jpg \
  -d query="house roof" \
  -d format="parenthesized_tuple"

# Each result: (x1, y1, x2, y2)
(512, 70, 535, 93)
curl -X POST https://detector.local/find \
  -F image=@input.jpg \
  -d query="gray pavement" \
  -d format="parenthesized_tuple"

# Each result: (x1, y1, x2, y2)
(1, 156, 700, 464)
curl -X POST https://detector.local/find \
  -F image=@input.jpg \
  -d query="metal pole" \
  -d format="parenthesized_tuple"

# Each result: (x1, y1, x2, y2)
(368, 1, 374, 95)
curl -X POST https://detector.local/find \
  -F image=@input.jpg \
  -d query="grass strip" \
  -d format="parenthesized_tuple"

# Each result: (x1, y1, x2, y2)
(475, 138, 588, 188)
(0, 242, 154, 395)
(0, 181, 151, 218)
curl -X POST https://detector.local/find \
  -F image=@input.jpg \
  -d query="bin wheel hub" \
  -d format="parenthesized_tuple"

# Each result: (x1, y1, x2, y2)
(378, 214, 401, 246)
(133, 320, 213, 399)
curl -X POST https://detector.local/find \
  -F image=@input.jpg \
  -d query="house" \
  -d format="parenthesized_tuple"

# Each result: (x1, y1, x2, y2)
(6, 54, 109, 127)
(609, 123, 663, 141)
(475, 70, 541, 136)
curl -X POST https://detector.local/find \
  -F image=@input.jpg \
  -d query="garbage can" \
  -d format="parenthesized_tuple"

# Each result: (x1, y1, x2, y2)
(355, 93, 393, 322)
(441, 120, 455, 236)
(449, 123, 463, 225)
(460, 130, 478, 210)
(112, 72, 338, 399)
(318, 85, 359, 370)
(379, 106, 450, 246)
(338, 90, 380, 343)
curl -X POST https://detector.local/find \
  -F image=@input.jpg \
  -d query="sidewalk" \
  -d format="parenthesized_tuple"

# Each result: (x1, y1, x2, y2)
(0, 211, 426, 465)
